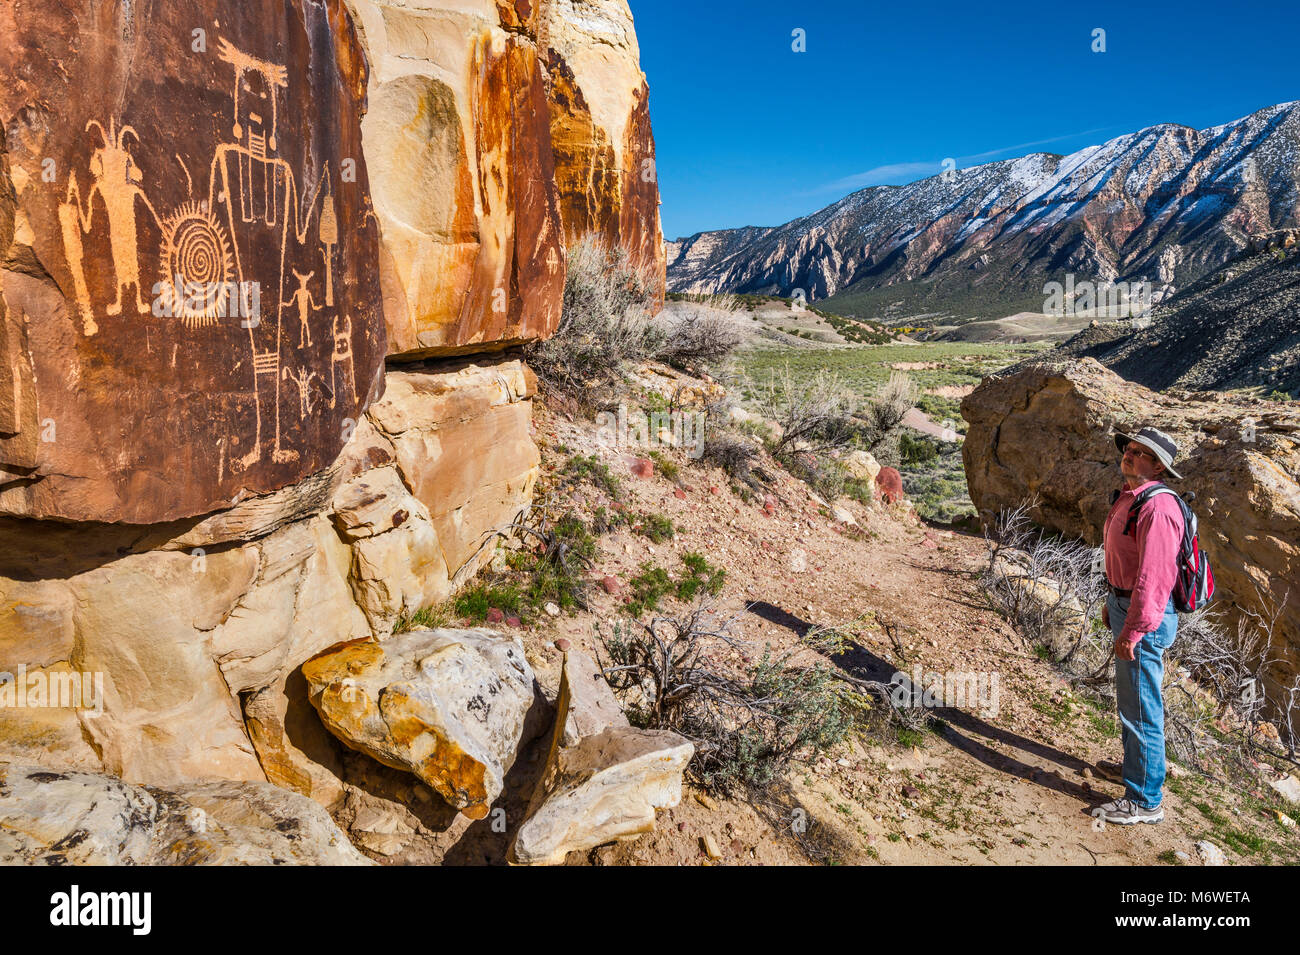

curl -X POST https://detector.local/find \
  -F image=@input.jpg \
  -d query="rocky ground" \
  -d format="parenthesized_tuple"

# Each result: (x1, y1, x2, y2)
(327, 364, 1300, 866)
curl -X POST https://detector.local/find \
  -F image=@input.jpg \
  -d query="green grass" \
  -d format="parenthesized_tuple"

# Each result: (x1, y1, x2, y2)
(649, 450, 680, 482)
(393, 604, 453, 633)
(735, 341, 1046, 402)
(625, 553, 728, 617)
(562, 453, 621, 497)
(633, 511, 675, 543)
(453, 582, 524, 622)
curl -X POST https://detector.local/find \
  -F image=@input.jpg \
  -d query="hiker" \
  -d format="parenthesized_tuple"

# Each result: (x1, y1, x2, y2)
(1093, 426, 1186, 826)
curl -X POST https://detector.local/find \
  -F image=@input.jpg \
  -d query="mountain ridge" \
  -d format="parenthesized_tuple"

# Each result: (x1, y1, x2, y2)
(667, 100, 1300, 321)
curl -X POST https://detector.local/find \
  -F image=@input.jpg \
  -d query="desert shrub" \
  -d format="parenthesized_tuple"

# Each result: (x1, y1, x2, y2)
(900, 432, 938, 465)
(527, 234, 662, 399)
(625, 564, 675, 617)
(655, 301, 743, 370)
(561, 453, 620, 497)
(648, 450, 680, 482)
(981, 498, 1106, 666)
(702, 429, 763, 487)
(677, 552, 726, 600)
(755, 364, 860, 459)
(858, 372, 918, 455)
(598, 606, 864, 794)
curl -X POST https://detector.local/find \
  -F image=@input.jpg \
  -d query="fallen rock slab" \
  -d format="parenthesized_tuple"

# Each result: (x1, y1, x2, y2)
(0, 762, 370, 865)
(303, 629, 535, 819)
(509, 650, 692, 865)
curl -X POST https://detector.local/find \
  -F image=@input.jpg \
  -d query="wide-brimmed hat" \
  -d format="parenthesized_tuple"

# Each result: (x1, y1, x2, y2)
(1114, 426, 1182, 479)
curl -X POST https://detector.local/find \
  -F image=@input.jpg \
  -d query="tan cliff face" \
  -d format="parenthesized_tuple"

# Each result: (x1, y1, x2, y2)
(346, 0, 568, 358)
(962, 358, 1300, 700)
(539, 0, 665, 303)
(347, 0, 667, 362)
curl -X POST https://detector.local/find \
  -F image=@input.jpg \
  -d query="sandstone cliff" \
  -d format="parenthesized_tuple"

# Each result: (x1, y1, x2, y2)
(0, 0, 665, 832)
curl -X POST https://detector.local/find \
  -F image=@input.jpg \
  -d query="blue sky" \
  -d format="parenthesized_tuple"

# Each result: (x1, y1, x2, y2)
(629, 0, 1300, 240)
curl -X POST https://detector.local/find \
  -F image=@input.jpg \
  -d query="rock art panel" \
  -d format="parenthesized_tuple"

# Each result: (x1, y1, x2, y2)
(0, 0, 386, 523)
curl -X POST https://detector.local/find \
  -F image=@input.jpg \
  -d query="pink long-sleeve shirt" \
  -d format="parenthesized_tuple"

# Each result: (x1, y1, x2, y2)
(1103, 480, 1185, 645)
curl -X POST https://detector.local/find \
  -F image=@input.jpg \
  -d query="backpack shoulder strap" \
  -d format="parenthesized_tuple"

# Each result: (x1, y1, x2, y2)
(1123, 483, 1169, 536)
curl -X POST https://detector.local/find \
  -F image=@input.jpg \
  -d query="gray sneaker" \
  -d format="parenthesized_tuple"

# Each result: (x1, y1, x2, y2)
(1092, 798, 1164, 825)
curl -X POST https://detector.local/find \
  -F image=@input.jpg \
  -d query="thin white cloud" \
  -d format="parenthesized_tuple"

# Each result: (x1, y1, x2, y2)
(800, 126, 1120, 197)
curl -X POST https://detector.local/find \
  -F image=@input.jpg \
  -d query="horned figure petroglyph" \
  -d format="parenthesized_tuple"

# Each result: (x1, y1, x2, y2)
(283, 269, 323, 348)
(59, 119, 163, 334)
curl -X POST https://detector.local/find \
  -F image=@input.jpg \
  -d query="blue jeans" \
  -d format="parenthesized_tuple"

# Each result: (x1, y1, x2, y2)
(1107, 592, 1178, 809)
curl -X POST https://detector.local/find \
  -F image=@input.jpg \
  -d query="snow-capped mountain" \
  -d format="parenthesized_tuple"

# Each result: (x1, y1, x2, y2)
(666, 101, 1300, 319)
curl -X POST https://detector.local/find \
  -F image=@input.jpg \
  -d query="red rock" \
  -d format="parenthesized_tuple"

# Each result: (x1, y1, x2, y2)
(673, 487, 686, 499)
(554, 638, 571, 651)
(505, 616, 522, 629)
(628, 457, 653, 479)
(0, 0, 386, 523)
(875, 467, 905, 505)
(709, 486, 719, 494)
(486, 607, 505, 624)
(601, 576, 620, 594)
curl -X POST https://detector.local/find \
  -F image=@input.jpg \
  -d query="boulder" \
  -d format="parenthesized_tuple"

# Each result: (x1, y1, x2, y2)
(844, 450, 882, 485)
(832, 505, 858, 526)
(345, 0, 566, 358)
(0, 761, 370, 865)
(0, 0, 386, 524)
(1270, 774, 1300, 805)
(875, 466, 905, 504)
(367, 359, 540, 583)
(509, 650, 692, 865)
(962, 357, 1300, 698)
(302, 629, 536, 818)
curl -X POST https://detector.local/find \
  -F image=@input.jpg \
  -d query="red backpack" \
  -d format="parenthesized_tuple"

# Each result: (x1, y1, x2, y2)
(1112, 484, 1215, 613)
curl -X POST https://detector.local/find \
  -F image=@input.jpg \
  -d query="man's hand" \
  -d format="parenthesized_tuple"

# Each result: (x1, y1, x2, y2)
(1114, 634, 1138, 661)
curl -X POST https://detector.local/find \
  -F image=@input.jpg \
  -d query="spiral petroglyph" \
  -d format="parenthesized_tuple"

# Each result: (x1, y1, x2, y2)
(158, 201, 234, 326)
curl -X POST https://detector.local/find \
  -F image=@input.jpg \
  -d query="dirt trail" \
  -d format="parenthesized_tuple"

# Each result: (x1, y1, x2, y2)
(525, 400, 1284, 866)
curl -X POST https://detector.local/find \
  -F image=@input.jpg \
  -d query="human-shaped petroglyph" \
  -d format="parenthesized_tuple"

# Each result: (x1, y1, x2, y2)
(59, 119, 163, 333)
(209, 37, 332, 469)
(283, 269, 323, 348)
